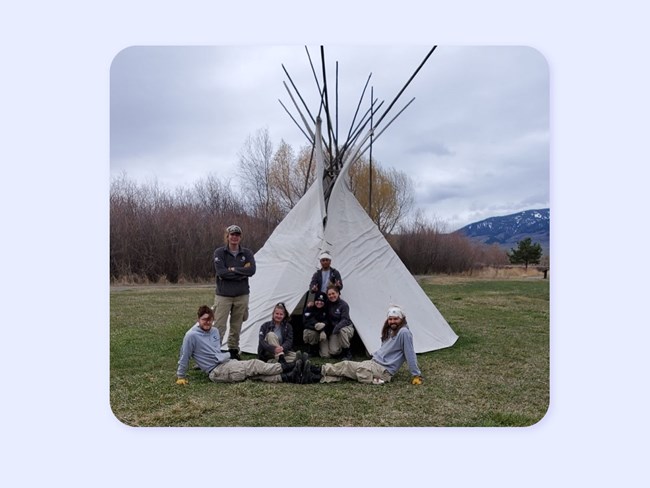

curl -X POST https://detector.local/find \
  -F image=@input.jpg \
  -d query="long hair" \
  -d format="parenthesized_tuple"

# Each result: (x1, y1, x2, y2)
(380, 315, 408, 342)
(272, 302, 290, 323)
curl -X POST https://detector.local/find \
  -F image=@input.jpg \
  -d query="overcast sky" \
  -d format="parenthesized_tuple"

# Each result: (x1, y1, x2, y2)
(110, 45, 549, 231)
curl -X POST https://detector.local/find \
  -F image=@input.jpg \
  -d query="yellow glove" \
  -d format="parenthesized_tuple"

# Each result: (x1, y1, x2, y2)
(314, 322, 326, 331)
(411, 376, 423, 385)
(176, 378, 189, 385)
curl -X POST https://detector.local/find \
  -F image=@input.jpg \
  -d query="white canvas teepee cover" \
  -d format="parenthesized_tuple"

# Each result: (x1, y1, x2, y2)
(234, 179, 326, 353)
(233, 120, 457, 354)
(233, 121, 329, 353)
(323, 159, 458, 354)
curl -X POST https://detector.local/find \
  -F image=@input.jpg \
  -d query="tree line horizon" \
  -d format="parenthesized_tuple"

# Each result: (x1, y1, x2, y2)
(110, 128, 541, 283)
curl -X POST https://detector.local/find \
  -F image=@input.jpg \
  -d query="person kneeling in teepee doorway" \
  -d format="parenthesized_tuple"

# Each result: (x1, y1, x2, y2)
(302, 292, 331, 358)
(325, 285, 355, 360)
(297, 305, 424, 385)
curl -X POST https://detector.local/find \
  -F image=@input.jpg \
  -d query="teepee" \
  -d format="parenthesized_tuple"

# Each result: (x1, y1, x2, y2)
(232, 46, 458, 355)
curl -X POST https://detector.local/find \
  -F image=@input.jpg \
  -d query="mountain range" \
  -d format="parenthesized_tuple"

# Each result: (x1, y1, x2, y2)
(456, 208, 550, 252)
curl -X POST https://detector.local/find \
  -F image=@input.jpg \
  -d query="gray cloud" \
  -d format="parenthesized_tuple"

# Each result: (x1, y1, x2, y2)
(110, 45, 549, 230)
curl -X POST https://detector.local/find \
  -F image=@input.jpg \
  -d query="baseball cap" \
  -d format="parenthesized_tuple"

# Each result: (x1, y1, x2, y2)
(227, 225, 242, 234)
(387, 306, 404, 318)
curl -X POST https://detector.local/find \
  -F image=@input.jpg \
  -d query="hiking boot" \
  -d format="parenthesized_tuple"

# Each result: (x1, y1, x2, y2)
(288, 358, 303, 383)
(280, 360, 296, 373)
(301, 360, 312, 384)
(301, 362, 322, 383)
(229, 349, 241, 360)
(301, 368, 312, 384)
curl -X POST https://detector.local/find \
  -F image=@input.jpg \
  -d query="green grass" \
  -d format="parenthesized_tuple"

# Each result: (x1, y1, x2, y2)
(110, 278, 549, 427)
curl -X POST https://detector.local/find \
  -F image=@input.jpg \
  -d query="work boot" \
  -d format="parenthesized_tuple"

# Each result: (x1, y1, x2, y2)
(280, 360, 296, 373)
(300, 360, 312, 384)
(229, 349, 241, 360)
(287, 358, 303, 383)
(301, 362, 322, 384)
(302, 369, 313, 384)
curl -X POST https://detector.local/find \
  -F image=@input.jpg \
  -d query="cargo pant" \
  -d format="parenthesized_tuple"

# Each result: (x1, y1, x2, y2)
(262, 332, 297, 362)
(208, 359, 283, 383)
(213, 294, 249, 351)
(328, 325, 355, 356)
(303, 328, 331, 357)
(321, 359, 392, 384)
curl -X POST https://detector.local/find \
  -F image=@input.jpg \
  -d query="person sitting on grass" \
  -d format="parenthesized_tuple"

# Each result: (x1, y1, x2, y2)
(176, 305, 302, 385)
(298, 305, 424, 385)
(257, 302, 297, 363)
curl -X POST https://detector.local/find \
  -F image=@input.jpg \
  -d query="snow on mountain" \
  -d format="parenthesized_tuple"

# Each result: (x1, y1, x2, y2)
(456, 208, 550, 252)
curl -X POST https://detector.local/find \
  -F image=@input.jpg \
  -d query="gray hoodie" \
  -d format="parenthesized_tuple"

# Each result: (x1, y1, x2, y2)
(176, 324, 231, 378)
(371, 326, 421, 377)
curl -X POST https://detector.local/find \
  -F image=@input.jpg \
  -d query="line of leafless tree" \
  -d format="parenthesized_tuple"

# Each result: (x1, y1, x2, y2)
(110, 129, 509, 283)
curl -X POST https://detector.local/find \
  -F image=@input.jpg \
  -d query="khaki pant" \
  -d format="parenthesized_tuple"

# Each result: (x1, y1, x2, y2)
(213, 294, 249, 350)
(208, 359, 283, 383)
(303, 329, 331, 358)
(321, 359, 392, 384)
(327, 325, 354, 356)
(262, 332, 297, 362)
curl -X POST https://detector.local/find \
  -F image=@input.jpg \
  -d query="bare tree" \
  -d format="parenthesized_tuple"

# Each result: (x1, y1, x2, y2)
(348, 158, 415, 234)
(269, 140, 299, 213)
(238, 127, 277, 227)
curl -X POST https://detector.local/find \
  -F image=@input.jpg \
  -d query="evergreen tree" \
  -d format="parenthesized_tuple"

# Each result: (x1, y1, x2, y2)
(508, 237, 542, 269)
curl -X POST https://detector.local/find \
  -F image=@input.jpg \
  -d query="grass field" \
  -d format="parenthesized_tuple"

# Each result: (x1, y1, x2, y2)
(110, 275, 549, 427)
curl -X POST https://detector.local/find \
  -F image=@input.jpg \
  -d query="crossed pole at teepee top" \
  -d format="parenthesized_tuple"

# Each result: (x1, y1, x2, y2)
(279, 45, 437, 211)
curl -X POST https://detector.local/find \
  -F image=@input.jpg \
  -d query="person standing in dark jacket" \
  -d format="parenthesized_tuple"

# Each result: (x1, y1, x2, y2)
(258, 302, 297, 363)
(302, 292, 332, 358)
(213, 224, 256, 360)
(325, 285, 355, 360)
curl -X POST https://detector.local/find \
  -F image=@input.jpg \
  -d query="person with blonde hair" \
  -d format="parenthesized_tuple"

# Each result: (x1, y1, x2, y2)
(258, 302, 297, 363)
